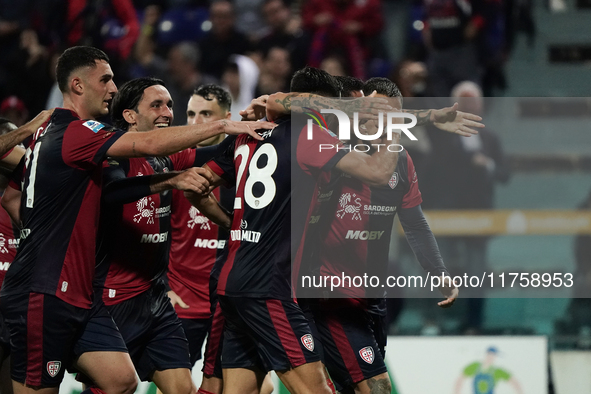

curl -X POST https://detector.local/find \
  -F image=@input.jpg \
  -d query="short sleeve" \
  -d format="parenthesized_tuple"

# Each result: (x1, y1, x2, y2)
(208, 137, 237, 185)
(401, 152, 422, 209)
(296, 124, 347, 176)
(170, 148, 197, 171)
(62, 120, 124, 170)
(8, 155, 25, 191)
(493, 368, 511, 382)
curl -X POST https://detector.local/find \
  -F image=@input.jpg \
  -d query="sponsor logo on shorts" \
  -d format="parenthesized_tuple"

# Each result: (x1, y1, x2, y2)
(301, 334, 314, 352)
(388, 172, 398, 189)
(47, 361, 61, 377)
(359, 346, 374, 364)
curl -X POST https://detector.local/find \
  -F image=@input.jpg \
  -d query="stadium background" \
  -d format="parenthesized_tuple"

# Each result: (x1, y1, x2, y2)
(0, 0, 590, 392)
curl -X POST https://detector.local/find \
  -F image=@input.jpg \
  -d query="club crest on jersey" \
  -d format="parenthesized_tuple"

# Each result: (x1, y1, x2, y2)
(336, 193, 362, 221)
(187, 206, 211, 230)
(359, 346, 374, 364)
(301, 334, 314, 352)
(388, 172, 398, 189)
(82, 120, 105, 133)
(134, 197, 155, 224)
(47, 361, 61, 377)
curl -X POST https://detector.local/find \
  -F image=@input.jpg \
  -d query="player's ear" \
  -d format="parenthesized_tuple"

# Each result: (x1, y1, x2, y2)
(225, 112, 232, 120)
(122, 109, 137, 125)
(71, 77, 83, 96)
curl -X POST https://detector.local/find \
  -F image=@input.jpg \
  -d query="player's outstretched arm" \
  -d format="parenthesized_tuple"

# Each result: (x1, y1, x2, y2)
(106, 120, 274, 158)
(267, 92, 392, 122)
(0, 109, 54, 168)
(103, 168, 213, 205)
(240, 95, 269, 121)
(1, 185, 22, 226)
(404, 103, 484, 136)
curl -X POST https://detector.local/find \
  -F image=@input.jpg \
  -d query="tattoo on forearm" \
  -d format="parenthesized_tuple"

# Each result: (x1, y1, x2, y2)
(405, 109, 432, 126)
(367, 377, 391, 394)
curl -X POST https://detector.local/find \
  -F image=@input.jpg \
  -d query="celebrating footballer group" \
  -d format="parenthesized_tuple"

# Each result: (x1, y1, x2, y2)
(0, 46, 485, 394)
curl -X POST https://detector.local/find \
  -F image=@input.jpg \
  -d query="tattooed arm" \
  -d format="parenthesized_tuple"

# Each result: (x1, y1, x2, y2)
(404, 102, 484, 136)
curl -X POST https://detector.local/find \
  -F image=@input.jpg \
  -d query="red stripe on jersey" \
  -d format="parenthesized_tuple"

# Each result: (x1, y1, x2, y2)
(0, 147, 13, 160)
(0, 198, 17, 287)
(203, 303, 224, 376)
(327, 317, 365, 383)
(26, 293, 44, 386)
(206, 160, 225, 178)
(265, 299, 306, 367)
(56, 173, 102, 308)
(216, 137, 257, 295)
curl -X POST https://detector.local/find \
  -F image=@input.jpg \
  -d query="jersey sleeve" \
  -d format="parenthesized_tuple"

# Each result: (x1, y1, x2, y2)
(8, 155, 25, 191)
(170, 148, 197, 171)
(493, 368, 511, 382)
(296, 124, 347, 175)
(207, 137, 237, 185)
(401, 152, 422, 209)
(62, 120, 124, 170)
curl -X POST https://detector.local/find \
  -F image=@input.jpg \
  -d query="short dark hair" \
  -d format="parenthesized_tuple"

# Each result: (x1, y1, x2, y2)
(111, 77, 166, 130)
(194, 84, 232, 113)
(56, 46, 110, 93)
(362, 77, 403, 104)
(0, 117, 16, 135)
(335, 76, 364, 97)
(290, 66, 341, 97)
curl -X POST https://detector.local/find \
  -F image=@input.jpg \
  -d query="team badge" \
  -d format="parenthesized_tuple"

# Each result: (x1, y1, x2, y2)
(82, 120, 105, 133)
(359, 346, 374, 364)
(47, 361, 61, 377)
(388, 172, 398, 189)
(301, 334, 314, 352)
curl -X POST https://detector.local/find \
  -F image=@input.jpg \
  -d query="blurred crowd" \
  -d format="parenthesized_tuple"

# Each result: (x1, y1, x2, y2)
(0, 0, 534, 127)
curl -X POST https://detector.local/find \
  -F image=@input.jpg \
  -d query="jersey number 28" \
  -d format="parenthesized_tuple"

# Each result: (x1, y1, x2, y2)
(234, 143, 278, 210)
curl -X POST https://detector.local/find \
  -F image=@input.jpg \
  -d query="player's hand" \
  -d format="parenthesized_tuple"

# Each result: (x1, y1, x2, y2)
(221, 120, 275, 140)
(437, 275, 458, 308)
(432, 103, 484, 136)
(170, 167, 212, 194)
(240, 95, 268, 121)
(24, 108, 54, 135)
(167, 290, 189, 309)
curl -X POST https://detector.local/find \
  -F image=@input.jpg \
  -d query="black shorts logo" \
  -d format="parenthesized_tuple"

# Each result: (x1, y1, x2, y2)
(47, 361, 61, 377)
(301, 334, 314, 352)
(359, 346, 374, 364)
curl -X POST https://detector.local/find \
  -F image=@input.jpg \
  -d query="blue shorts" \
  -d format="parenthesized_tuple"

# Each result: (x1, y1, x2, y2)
(106, 283, 191, 381)
(219, 296, 321, 372)
(0, 292, 126, 388)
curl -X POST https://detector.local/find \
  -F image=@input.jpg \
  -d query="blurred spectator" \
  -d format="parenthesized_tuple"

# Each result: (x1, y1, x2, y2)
(198, 0, 253, 79)
(479, 0, 507, 96)
(422, 0, 482, 96)
(133, 5, 168, 78)
(234, 0, 266, 39)
(5, 30, 53, 116)
(46, 51, 64, 109)
(256, 47, 291, 95)
(256, 0, 309, 71)
(320, 54, 348, 77)
(0, 96, 28, 127)
(222, 55, 259, 121)
(302, 0, 384, 80)
(64, 0, 139, 79)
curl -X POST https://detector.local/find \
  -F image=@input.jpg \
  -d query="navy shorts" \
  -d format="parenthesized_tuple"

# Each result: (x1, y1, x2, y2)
(0, 292, 126, 388)
(106, 284, 191, 381)
(311, 299, 387, 390)
(219, 296, 321, 372)
(179, 317, 210, 365)
(202, 299, 224, 378)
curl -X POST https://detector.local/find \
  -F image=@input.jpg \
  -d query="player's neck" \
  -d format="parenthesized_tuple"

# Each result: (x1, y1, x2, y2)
(62, 97, 97, 120)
